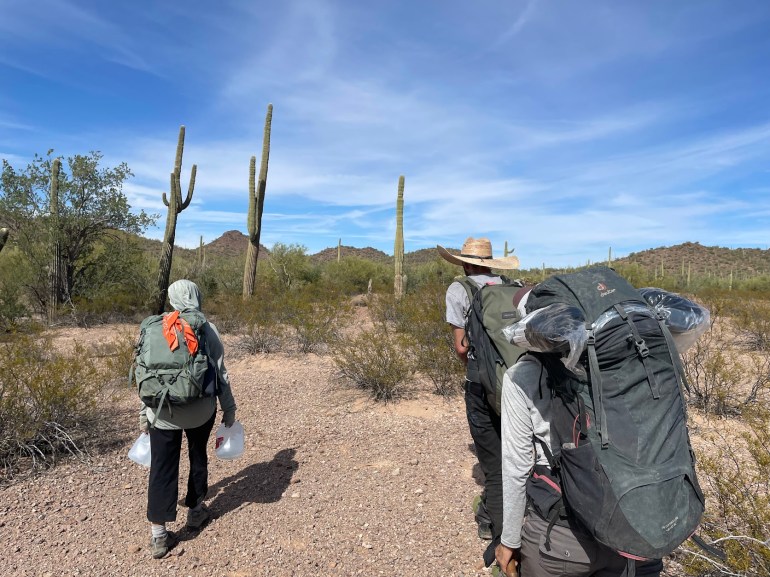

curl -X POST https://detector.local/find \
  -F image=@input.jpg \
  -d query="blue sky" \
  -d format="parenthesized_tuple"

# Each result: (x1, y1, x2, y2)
(1, 0, 769, 269)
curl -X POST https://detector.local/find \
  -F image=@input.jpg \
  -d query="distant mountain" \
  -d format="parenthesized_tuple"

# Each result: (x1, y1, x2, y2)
(614, 242, 770, 278)
(135, 231, 770, 279)
(310, 245, 390, 264)
(205, 230, 268, 259)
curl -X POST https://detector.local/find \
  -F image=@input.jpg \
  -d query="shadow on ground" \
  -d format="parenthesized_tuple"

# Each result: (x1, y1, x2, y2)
(207, 447, 298, 517)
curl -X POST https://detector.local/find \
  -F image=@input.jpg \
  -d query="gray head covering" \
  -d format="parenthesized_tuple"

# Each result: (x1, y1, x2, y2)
(168, 279, 202, 312)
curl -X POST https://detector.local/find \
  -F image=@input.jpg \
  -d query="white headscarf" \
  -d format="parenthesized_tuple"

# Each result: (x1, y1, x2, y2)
(168, 279, 202, 312)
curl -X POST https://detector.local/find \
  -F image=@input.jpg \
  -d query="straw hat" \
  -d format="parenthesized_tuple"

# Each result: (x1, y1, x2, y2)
(436, 237, 520, 270)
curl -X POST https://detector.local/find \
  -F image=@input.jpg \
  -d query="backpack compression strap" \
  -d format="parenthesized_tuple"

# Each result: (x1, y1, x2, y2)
(614, 304, 661, 400)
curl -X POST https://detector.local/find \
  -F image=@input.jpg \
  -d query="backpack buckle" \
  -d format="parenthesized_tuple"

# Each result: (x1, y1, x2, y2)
(635, 339, 649, 358)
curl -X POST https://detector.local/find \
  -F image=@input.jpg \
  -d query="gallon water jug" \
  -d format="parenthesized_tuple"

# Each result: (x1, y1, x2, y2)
(215, 421, 244, 460)
(128, 432, 151, 468)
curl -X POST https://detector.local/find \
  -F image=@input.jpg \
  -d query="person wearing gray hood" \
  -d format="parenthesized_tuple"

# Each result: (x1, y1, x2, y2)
(138, 279, 237, 559)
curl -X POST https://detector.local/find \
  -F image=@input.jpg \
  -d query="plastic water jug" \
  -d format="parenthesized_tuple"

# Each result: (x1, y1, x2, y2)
(128, 432, 151, 468)
(215, 421, 244, 460)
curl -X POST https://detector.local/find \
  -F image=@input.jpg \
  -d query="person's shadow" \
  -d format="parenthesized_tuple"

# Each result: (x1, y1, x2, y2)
(179, 447, 298, 542)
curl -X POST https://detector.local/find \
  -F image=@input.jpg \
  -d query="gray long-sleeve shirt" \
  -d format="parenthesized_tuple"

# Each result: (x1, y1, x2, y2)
(500, 355, 554, 549)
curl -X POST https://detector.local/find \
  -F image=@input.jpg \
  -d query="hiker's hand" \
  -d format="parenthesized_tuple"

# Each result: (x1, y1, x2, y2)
(223, 410, 235, 428)
(139, 414, 149, 434)
(495, 544, 520, 577)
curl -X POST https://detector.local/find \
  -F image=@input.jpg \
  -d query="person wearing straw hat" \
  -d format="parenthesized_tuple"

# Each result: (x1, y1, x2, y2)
(437, 237, 521, 554)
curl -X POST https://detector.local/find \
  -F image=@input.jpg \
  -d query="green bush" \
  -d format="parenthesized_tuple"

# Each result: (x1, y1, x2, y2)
(0, 334, 109, 477)
(682, 298, 770, 415)
(333, 326, 415, 401)
(282, 286, 353, 354)
(320, 257, 391, 295)
(681, 407, 770, 576)
(391, 280, 464, 396)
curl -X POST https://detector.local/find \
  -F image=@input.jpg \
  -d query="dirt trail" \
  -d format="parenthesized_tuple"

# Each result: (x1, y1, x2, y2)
(2, 326, 493, 577)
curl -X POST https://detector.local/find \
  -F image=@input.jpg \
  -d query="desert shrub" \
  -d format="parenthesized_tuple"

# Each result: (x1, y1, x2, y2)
(281, 285, 353, 354)
(333, 326, 415, 401)
(0, 334, 109, 477)
(261, 243, 318, 290)
(320, 257, 391, 295)
(391, 280, 464, 396)
(681, 299, 770, 415)
(404, 260, 461, 293)
(228, 289, 287, 354)
(680, 407, 770, 576)
(732, 299, 770, 352)
(0, 252, 29, 330)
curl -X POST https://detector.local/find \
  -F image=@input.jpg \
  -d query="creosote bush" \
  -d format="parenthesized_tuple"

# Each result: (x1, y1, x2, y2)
(333, 327, 415, 401)
(0, 334, 109, 477)
(282, 286, 353, 354)
(682, 298, 770, 415)
(680, 406, 770, 576)
(389, 281, 464, 397)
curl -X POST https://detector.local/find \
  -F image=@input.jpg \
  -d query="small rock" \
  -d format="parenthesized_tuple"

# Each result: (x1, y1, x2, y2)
(413, 488, 423, 495)
(391, 468, 401, 476)
(291, 492, 300, 498)
(409, 459, 419, 466)
(129, 544, 141, 553)
(362, 542, 373, 549)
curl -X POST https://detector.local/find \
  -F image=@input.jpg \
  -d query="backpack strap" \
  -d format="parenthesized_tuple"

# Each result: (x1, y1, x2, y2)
(585, 327, 610, 448)
(614, 304, 661, 400)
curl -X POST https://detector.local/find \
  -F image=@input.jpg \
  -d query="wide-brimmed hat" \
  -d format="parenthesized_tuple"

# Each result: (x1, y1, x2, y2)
(436, 237, 520, 270)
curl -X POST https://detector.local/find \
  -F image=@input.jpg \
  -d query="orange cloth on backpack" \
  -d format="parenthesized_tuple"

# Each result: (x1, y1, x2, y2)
(162, 310, 199, 355)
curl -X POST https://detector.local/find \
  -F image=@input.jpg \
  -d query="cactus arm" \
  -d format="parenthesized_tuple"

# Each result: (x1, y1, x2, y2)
(180, 164, 196, 210)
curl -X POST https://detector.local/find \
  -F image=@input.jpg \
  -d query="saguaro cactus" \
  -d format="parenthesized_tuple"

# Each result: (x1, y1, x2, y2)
(48, 158, 62, 325)
(155, 126, 197, 314)
(394, 175, 406, 300)
(243, 103, 273, 299)
(198, 235, 205, 270)
(0, 228, 8, 254)
(337, 238, 341, 263)
(504, 241, 515, 258)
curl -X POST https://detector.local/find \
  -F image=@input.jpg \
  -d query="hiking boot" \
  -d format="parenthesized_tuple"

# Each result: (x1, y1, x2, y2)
(186, 505, 210, 530)
(477, 520, 494, 540)
(149, 531, 177, 559)
(473, 494, 493, 540)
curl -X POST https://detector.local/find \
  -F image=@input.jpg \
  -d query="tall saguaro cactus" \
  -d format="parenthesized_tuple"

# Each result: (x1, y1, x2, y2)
(394, 175, 406, 300)
(155, 126, 197, 314)
(0, 228, 8, 254)
(243, 103, 273, 299)
(48, 158, 62, 325)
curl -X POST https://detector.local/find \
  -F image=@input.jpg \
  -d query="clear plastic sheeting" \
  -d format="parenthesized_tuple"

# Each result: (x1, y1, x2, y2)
(502, 303, 589, 373)
(638, 287, 710, 352)
(502, 288, 711, 369)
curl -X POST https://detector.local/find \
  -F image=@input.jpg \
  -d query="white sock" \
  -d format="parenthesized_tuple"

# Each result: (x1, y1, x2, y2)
(151, 523, 167, 539)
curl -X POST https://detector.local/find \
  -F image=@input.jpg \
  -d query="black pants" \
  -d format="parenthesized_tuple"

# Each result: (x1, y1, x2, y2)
(464, 380, 503, 540)
(147, 412, 216, 524)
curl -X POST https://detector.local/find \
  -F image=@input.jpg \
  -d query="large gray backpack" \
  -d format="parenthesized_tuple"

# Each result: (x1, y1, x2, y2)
(523, 266, 704, 564)
(131, 310, 215, 421)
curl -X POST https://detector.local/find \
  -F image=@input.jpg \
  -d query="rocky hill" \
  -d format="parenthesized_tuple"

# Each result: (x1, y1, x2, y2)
(614, 242, 770, 278)
(310, 245, 390, 264)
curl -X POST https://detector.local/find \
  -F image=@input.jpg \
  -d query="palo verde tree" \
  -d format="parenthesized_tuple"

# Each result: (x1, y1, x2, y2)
(243, 103, 272, 299)
(155, 126, 196, 314)
(0, 151, 155, 315)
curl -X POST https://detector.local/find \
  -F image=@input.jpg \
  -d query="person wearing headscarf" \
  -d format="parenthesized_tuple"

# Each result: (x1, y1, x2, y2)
(139, 279, 237, 559)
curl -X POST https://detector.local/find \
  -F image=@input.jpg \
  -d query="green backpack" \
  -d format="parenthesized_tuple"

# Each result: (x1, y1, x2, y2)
(131, 310, 215, 421)
(459, 277, 528, 415)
